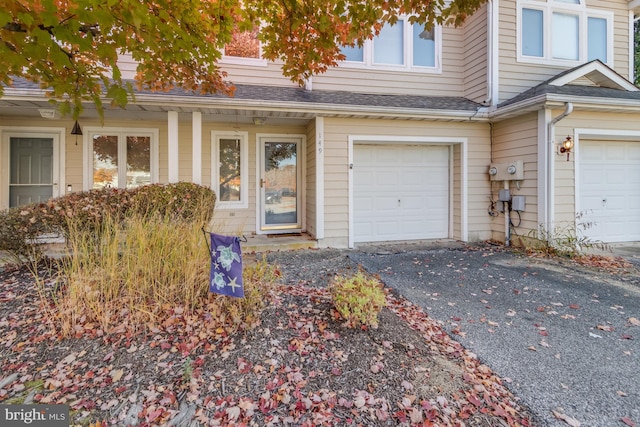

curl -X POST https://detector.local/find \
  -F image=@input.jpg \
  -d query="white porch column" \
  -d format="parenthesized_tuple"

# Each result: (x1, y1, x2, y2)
(315, 117, 325, 240)
(192, 112, 202, 185)
(168, 111, 179, 183)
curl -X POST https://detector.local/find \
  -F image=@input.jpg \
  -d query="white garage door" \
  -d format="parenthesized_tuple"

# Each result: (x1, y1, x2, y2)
(579, 140, 640, 243)
(353, 144, 449, 243)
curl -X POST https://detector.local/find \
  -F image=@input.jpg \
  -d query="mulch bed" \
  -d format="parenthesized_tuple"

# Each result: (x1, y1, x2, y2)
(0, 257, 534, 426)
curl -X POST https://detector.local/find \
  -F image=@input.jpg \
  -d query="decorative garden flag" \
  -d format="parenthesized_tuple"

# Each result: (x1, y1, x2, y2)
(209, 232, 244, 298)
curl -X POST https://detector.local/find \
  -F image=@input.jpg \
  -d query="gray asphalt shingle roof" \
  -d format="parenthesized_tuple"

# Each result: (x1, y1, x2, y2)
(498, 83, 640, 108)
(6, 77, 481, 112)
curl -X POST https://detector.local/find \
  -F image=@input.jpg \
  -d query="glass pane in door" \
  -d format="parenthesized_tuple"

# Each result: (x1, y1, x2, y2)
(264, 142, 297, 226)
(126, 136, 151, 188)
(9, 137, 53, 207)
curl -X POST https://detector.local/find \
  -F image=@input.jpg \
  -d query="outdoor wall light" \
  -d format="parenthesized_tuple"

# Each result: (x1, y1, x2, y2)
(71, 120, 83, 145)
(559, 136, 573, 161)
(252, 117, 266, 126)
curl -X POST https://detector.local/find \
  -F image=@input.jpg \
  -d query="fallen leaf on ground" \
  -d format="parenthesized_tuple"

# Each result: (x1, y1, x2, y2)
(552, 409, 581, 426)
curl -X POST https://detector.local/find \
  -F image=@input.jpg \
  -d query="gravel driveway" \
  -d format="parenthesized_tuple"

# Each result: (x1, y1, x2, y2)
(267, 242, 640, 427)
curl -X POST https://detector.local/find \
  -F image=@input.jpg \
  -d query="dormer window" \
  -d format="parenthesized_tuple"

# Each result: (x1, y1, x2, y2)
(518, 0, 612, 65)
(340, 19, 441, 73)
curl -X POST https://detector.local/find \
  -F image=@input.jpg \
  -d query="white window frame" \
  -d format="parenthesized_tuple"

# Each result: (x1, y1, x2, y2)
(83, 127, 159, 191)
(517, 0, 613, 66)
(211, 131, 249, 209)
(339, 18, 442, 73)
(220, 27, 267, 67)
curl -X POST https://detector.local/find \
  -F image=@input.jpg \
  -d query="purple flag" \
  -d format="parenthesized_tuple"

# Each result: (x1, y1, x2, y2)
(209, 232, 244, 298)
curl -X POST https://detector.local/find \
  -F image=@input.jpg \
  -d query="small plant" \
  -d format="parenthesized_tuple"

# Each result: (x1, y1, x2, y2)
(182, 357, 193, 384)
(525, 211, 609, 258)
(329, 269, 386, 329)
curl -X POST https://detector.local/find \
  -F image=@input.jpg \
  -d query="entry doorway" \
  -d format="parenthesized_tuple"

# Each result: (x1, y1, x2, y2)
(258, 135, 303, 232)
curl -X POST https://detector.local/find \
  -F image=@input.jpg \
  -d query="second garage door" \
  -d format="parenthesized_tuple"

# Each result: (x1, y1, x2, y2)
(353, 144, 450, 243)
(579, 140, 640, 243)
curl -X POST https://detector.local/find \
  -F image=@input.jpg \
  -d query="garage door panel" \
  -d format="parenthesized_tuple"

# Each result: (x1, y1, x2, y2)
(605, 145, 626, 160)
(581, 144, 603, 160)
(630, 145, 640, 160)
(579, 140, 640, 242)
(354, 144, 449, 243)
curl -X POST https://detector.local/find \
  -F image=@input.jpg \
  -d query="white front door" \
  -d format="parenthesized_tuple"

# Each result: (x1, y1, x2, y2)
(353, 144, 450, 243)
(579, 140, 640, 242)
(2, 132, 61, 208)
(258, 136, 302, 232)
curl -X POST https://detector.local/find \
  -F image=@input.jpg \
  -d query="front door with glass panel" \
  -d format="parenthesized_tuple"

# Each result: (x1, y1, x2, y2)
(9, 137, 55, 207)
(259, 137, 302, 231)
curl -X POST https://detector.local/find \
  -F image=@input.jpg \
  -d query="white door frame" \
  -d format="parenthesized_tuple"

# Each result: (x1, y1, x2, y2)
(0, 127, 66, 210)
(348, 135, 468, 248)
(255, 133, 306, 234)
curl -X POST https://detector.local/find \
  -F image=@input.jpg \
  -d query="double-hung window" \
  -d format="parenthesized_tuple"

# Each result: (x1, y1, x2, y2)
(519, 0, 612, 65)
(212, 131, 249, 209)
(87, 128, 158, 190)
(341, 18, 441, 72)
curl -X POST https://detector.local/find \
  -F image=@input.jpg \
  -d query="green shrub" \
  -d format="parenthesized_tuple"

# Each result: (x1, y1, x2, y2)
(329, 270, 386, 329)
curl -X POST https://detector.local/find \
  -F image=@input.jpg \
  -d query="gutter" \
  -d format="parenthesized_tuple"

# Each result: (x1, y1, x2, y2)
(1, 88, 492, 122)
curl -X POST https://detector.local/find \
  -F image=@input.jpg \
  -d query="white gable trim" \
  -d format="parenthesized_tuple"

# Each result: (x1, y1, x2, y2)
(549, 61, 639, 91)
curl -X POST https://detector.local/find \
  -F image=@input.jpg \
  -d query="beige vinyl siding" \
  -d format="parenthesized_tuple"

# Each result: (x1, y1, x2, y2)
(498, 0, 631, 104)
(312, 26, 466, 97)
(491, 113, 540, 242)
(205, 123, 307, 235)
(305, 119, 317, 238)
(220, 62, 299, 88)
(463, 3, 489, 102)
(321, 118, 491, 247)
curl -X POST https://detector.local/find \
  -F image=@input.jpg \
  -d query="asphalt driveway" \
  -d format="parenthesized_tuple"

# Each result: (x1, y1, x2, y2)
(346, 243, 640, 427)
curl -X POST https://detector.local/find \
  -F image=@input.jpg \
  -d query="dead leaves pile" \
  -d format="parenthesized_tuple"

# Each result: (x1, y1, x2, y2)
(0, 264, 533, 426)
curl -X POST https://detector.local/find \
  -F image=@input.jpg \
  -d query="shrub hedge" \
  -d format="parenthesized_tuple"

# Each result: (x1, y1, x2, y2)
(0, 183, 216, 262)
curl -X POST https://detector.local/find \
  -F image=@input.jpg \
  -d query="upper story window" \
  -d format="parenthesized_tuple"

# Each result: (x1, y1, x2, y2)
(518, 0, 612, 65)
(222, 27, 267, 66)
(341, 18, 441, 73)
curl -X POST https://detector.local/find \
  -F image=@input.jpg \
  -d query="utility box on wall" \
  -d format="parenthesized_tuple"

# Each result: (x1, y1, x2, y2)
(488, 160, 524, 181)
(512, 195, 526, 211)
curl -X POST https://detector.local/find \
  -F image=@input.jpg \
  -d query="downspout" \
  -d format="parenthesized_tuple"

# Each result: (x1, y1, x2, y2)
(546, 102, 573, 234)
(482, 0, 493, 106)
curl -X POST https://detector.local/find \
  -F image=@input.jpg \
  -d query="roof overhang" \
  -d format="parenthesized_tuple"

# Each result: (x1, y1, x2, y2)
(0, 86, 490, 124)
(490, 93, 640, 121)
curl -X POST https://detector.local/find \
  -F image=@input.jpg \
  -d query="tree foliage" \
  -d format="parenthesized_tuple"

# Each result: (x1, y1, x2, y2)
(1, 0, 488, 118)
